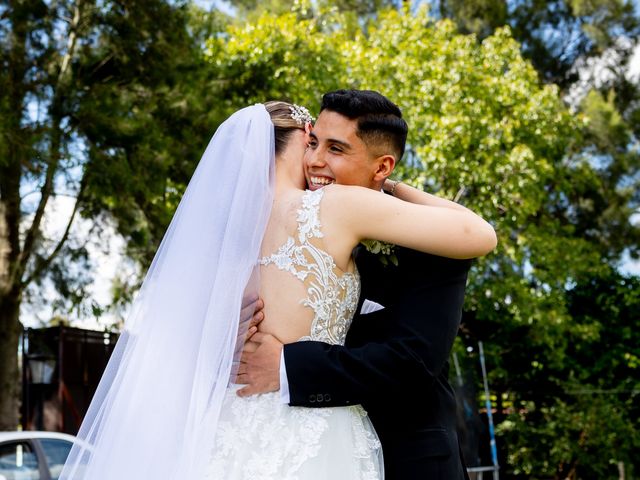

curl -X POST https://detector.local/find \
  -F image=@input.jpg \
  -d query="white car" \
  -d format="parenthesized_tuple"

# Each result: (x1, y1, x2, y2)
(0, 431, 77, 480)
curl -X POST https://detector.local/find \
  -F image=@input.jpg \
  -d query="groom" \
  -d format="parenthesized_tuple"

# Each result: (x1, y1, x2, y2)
(239, 89, 472, 480)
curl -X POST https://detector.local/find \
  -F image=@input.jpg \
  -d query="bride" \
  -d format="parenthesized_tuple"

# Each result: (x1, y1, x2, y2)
(60, 100, 495, 479)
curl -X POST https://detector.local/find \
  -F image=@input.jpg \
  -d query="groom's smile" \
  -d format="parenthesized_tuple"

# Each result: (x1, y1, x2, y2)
(308, 175, 335, 189)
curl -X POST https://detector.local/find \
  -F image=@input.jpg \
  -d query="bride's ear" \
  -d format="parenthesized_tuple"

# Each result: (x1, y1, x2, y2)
(373, 154, 396, 182)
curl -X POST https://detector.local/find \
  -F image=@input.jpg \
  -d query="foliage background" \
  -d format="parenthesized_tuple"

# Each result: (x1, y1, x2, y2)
(1, 0, 638, 478)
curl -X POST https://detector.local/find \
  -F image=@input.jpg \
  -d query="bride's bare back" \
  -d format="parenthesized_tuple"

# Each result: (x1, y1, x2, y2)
(257, 188, 359, 345)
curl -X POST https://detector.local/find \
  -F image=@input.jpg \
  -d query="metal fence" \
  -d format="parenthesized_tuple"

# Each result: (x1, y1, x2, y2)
(467, 465, 500, 480)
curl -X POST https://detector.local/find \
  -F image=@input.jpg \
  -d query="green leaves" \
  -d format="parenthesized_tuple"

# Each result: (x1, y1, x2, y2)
(205, 9, 347, 112)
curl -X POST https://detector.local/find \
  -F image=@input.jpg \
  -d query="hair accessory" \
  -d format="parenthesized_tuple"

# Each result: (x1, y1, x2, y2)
(289, 104, 315, 125)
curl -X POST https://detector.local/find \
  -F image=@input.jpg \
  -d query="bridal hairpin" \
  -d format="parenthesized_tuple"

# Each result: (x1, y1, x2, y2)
(289, 104, 315, 125)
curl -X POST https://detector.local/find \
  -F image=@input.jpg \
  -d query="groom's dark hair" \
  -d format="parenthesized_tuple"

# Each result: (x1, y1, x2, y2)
(321, 89, 408, 161)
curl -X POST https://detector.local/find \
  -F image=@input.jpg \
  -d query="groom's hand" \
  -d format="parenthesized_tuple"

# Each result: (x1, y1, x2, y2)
(236, 332, 282, 397)
(243, 298, 265, 342)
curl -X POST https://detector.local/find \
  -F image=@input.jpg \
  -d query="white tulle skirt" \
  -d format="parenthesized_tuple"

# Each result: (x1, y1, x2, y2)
(204, 385, 384, 480)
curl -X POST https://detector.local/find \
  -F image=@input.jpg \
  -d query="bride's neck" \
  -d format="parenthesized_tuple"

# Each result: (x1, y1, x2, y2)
(275, 155, 306, 193)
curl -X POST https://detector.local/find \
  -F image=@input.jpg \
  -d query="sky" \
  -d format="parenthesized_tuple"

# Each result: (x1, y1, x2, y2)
(20, 0, 640, 330)
(628, 42, 640, 80)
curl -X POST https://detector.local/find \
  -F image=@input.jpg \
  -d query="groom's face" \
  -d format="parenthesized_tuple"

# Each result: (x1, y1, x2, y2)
(305, 110, 381, 191)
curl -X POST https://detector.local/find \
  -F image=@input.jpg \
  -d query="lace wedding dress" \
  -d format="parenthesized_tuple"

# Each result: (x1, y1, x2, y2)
(204, 188, 383, 480)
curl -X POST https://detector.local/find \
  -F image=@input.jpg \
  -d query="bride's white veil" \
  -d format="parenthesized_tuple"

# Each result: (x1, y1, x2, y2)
(60, 104, 275, 479)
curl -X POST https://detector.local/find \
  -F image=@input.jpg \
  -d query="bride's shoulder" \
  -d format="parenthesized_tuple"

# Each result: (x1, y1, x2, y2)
(316, 183, 377, 198)
(320, 184, 385, 208)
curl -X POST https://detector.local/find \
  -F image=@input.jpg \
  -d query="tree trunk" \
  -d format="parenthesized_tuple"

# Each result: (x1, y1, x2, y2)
(0, 78, 25, 431)
(0, 0, 28, 429)
(0, 290, 22, 430)
(0, 122, 25, 431)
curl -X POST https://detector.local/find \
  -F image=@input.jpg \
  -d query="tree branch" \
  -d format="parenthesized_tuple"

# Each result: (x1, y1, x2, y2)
(22, 176, 87, 287)
(58, 0, 83, 84)
(17, 149, 59, 282)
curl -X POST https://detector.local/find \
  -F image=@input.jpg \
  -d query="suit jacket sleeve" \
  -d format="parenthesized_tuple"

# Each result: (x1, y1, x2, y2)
(283, 269, 468, 408)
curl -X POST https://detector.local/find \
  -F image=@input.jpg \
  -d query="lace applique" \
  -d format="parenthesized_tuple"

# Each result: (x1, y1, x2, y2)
(205, 389, 383, 480)
(296, 188, 323, 242)
(351, 405, 382, 457)
(259, 189, 360, 346)
(260, 237, 309, 281)
(206, 391, 332, 479)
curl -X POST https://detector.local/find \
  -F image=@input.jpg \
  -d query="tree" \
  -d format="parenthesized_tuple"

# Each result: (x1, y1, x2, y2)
(432, 0, 640, 84)
(0, 0, 221, 429)
(428, 0, 640, 258)
(227, 0, 399, 18)
(498, 270, 640, 478)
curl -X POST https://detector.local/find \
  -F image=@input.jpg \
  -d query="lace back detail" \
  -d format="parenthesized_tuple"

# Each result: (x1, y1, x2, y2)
(259, 189, 359, 345)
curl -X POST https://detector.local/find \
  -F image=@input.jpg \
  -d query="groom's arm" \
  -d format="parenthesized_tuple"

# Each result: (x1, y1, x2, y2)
(283, 276, 466, 407)
(238, 270, 467, 405)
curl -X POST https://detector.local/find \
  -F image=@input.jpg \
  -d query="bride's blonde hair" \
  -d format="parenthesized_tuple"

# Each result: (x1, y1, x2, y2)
(264, 101, 308, 155)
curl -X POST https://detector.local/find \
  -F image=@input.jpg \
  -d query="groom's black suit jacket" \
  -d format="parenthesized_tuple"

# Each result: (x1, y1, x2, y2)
(283, 246, 472, 480)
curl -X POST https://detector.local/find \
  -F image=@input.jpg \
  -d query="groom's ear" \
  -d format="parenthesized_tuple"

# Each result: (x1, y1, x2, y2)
(372, 154, 396, 182)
